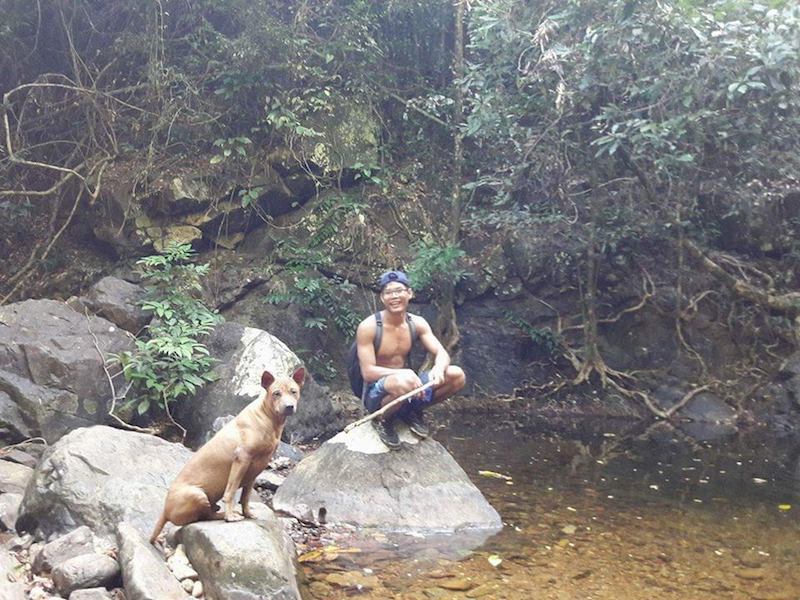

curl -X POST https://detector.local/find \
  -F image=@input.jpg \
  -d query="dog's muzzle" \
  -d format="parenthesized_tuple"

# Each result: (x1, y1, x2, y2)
(283, 404, 296, 416)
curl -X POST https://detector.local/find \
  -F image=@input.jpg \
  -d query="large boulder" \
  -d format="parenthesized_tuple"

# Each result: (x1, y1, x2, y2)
(273, 423, 502, 533)
(17, 426, 193, 544)
(178, 505, 300, 600)
(0, 299, 134, 443)
(174, 322, 345, 446)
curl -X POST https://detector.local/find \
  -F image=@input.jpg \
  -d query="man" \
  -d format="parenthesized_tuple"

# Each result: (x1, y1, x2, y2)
(356, 270, 466, 449)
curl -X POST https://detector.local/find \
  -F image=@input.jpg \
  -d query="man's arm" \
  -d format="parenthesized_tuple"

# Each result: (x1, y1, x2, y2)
(415, 316, 450, 384)
(356, 317, 401, 383)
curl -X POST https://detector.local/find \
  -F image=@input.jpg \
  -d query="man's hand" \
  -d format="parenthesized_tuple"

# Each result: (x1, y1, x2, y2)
(428, 367, 445, 386)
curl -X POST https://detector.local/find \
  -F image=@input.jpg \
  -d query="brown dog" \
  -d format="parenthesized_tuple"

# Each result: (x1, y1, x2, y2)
(150, 367, 305, 544)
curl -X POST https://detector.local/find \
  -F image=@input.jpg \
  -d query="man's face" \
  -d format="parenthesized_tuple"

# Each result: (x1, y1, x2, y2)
(381, 283, 412, 312)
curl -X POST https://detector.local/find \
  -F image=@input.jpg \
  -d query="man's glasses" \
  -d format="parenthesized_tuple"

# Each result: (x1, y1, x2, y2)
(382, 287, 408, 298)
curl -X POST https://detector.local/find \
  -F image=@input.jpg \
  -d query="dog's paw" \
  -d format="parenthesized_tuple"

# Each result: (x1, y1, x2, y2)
(224, 512, 245, 522)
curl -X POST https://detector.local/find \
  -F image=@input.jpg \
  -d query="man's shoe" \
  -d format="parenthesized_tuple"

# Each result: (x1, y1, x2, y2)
(373, 417, 401, 450)
(403, 408, 429, 439)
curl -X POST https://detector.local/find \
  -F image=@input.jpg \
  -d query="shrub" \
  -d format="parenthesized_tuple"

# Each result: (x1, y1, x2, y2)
(115, 243, 222, 416)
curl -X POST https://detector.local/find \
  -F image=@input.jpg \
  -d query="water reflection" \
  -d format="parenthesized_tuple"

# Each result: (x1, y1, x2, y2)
(298, 410, 800, 599)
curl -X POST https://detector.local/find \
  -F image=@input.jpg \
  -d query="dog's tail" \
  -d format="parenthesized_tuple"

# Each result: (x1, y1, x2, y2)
(149, 512, 167, 545)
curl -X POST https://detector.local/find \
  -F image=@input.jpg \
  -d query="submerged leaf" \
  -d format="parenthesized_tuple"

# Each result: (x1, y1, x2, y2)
(479, 470, 512, 481)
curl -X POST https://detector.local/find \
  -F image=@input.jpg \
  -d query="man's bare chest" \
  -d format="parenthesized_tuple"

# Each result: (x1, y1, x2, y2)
(376, 324, 413, 362)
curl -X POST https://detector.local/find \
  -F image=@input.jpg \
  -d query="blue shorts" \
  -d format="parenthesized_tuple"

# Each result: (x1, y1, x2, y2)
(364, 371, 434, 414)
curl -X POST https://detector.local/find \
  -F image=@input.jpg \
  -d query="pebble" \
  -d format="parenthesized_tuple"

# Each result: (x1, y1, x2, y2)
(465, 583, 499, 598)
(736, 568, 766, 581)
(28, 587, 49, 600)
(437, 577, 474, 591)
(191, 580, 203, 598)
(325, 571, 380, 589)
(181, 579, 194, 593)
(738, 553, 765, 569)
(167, 545, 198, 581)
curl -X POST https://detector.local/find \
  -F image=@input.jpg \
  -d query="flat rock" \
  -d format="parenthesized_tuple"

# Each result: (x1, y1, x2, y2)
(0, 460, 34, 495)
(51, 553, 120, 597)
(0, 448, 39, 469)
(273, 422, 502, 533)
(68, 588, 119, 599)
(32, 526, 96, 574)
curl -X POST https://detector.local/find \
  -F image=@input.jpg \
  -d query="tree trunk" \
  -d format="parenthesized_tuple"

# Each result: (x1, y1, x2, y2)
(433, 0, 466, 354)
(573, 185, 609, 385)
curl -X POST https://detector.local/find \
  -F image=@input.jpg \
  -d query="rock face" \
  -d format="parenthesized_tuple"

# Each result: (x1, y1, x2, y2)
(71, 276, 151, 334)
(93, 159, 321, 257)
(273, 423, 502, 533)
(179, 505, 300, 600)
(174, 321, 345, 446)
(0, 299, 134, 443)
(17, 426, 193, 544)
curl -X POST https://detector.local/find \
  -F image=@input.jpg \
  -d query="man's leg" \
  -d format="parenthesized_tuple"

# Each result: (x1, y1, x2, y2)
(431, 365, 466, 404)
(365, 371, 420, 449)
(380, 369, 425, 413)
(403, 366, 466, 438)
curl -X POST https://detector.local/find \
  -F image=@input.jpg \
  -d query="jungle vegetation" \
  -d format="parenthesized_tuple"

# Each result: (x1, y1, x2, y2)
(1, 0, 799, 414)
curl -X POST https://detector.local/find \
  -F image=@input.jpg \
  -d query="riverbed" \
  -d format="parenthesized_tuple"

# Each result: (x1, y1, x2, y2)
(296, 411, 800, 600)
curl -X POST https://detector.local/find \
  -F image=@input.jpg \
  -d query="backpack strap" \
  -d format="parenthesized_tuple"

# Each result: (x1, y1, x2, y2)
(405, 313, 417, 369)
(373, 311, 383, 353)
(406, 313, 417, 344)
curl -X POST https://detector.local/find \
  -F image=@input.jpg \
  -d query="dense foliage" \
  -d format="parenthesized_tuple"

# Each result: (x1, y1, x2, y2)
(114, 243, 221, 416)
(2, 0, 799, 397)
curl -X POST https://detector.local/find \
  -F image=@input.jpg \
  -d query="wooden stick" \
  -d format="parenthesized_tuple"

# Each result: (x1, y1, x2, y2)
(344, 381, 437, 433)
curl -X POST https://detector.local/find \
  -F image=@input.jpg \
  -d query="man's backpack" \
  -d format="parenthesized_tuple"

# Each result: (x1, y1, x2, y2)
(347, 311, 418, 400)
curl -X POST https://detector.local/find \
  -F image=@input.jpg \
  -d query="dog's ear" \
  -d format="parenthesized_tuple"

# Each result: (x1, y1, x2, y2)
(292, 367, 306, 387)
(261, 370, 275, 390)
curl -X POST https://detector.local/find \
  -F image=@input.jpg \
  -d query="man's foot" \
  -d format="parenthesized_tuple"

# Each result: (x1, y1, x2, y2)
(372, 416, 401, 450)
(403, 407, 429, 439)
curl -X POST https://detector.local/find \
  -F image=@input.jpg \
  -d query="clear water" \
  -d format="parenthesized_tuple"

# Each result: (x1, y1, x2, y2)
(297, 411, 800, 600)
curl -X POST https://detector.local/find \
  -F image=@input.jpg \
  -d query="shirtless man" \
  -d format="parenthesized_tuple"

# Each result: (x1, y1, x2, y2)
(356, 270, 466, 449)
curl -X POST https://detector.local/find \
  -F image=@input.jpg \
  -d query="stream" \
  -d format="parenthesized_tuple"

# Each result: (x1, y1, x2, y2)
(295, 409, 800, 600)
